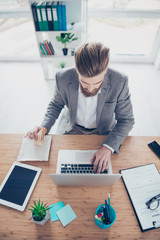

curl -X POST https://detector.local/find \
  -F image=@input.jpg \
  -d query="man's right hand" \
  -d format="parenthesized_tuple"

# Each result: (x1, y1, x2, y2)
(25, 126, 45, 141)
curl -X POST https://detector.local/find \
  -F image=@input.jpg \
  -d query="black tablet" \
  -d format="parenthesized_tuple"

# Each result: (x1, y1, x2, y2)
(0, 161, 42, 211)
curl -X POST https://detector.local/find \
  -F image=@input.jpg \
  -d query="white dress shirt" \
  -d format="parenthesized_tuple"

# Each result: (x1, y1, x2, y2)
(76, 87, 114, 153)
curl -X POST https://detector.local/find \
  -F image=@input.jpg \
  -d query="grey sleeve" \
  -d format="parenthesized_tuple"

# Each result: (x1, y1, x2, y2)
(103, 77, 135, 153)
(41, 74, 65, 133)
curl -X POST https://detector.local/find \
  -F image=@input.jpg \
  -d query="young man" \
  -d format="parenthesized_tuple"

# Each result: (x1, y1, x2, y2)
(27, 42, 134, 173)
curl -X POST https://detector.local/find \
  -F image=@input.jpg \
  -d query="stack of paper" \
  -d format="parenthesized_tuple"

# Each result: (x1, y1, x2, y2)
(49, 202, 77, 227)
(17, 136, 52, 161)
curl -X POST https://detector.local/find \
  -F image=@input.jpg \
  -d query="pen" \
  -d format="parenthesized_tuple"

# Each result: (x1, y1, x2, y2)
(103, 205, 107, 224)
(105, 199, 110, 220)
(108, 193, 111, 219)
(108, 193, 110, 206)
(103, 201, 110, 224)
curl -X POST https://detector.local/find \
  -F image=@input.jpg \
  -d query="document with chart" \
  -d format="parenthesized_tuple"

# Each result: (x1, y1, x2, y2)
(17, 136, 52, 161)
(120, 164, 160, 232)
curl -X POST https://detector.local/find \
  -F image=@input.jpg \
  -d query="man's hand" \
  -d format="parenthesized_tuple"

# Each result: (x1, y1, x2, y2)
(25, 126, 46, 141)
(90, 146, 112, 173)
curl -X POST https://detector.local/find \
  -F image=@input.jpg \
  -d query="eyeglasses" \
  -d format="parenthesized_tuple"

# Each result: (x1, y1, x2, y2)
(145, 194, 160, 210)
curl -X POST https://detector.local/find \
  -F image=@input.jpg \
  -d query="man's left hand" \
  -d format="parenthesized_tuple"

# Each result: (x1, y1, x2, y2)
(90, 146, 112, 173)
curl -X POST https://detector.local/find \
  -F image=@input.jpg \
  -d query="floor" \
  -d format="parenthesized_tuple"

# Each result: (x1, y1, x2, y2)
(0, 62, 160, 136)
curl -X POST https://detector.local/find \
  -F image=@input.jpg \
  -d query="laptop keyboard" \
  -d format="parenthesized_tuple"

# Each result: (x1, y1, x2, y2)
(61, 164, 108, 174)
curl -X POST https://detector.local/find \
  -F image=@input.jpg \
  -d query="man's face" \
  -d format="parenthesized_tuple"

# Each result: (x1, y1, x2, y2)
(77, 69, 107, 97)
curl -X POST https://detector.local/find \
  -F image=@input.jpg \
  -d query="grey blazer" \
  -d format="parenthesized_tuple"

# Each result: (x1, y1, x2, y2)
(41, 67, 135, 153)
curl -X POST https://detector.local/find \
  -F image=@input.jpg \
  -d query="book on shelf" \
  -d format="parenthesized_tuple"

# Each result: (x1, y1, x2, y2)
(43, 42, 51, 55)
(48, 41, 55, 55)
(31, 1, 67, 31)
(40, 43, 47, 55)
(39, 41, 55, 56)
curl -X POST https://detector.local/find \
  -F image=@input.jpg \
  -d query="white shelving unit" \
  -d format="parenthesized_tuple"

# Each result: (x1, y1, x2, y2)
(29, 0, 88, 80)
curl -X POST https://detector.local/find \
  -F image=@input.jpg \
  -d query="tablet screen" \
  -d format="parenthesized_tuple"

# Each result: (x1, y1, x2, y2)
(0, 166, 37, 206)
(0, 162, 42, 211)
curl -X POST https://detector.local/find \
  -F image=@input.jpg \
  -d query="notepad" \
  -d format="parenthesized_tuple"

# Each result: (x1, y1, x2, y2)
(49, 201, 64, 222)
(17, 136, 52, 161)
(56, 204, 77, 227)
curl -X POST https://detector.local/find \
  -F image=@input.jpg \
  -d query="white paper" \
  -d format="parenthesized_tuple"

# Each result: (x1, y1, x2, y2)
(121, 164, 160, 231)
(17, 136, 52, 161)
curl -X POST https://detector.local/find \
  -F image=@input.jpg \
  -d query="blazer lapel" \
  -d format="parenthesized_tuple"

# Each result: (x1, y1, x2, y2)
(68, 70, 79, 125)
(97, 70, 111, 126)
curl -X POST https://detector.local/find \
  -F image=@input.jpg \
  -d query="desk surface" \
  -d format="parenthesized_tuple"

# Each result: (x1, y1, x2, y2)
(0, 134, 160, 240)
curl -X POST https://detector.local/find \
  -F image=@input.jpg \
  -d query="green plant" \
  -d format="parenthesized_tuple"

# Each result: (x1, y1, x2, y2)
(28, 199, 50, 222)
(59, 61, 66, 68)
(56, 33, 78, 49)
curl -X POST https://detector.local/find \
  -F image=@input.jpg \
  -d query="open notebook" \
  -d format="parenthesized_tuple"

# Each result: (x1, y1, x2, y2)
(17, 136, 52, 161)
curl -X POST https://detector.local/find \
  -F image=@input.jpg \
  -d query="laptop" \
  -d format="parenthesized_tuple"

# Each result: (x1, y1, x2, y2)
(49, 150, 121, 186)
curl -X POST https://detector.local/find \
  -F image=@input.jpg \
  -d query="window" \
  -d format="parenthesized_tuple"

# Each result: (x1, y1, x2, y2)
(0, 0, 160, 62)
(0, 0, 28, 9)
(88, 0, 160, 62)
(0, 0, 39, 60)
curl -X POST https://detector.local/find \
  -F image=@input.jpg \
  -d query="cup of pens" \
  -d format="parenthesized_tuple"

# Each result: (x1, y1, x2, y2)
(95, 194, 116, 229)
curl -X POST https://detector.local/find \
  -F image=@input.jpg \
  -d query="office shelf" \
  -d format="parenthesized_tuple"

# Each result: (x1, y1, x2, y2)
(29, 0, 88, 80)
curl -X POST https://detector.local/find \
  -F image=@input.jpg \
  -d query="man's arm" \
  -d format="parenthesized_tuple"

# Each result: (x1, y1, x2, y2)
(41, 83, 65, 133)
(26, 73, 65, 140)
(91, 77, 134, 173)
(103, 77, 135, 153)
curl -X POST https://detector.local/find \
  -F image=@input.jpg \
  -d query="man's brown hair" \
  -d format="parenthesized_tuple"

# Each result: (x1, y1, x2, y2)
(74, 42, 110, 77)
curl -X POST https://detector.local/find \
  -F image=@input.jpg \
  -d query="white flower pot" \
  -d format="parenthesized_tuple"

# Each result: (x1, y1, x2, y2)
(32, 210, 50, 225)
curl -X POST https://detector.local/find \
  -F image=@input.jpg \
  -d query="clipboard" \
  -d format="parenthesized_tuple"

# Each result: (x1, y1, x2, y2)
(120, 163, 160, 232)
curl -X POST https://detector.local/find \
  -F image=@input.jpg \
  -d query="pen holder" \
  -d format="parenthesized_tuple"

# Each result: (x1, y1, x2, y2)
(95, 204, 116, 229)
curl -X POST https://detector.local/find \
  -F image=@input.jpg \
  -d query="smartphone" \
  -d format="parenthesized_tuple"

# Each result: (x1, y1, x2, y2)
(148, 141, 160, 159)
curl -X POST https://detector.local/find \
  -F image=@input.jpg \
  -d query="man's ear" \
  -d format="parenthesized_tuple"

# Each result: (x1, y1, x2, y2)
(75, 66, 80, 75)
(75, 65, 78, 72)
(104, 66, 108, 74)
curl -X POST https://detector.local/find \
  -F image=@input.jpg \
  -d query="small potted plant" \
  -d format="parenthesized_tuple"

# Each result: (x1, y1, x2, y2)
(59, 61, 66, 68)
(71, 22, 75, 29)
(28, 199, 50, 225)
(56, 32, 78, 56)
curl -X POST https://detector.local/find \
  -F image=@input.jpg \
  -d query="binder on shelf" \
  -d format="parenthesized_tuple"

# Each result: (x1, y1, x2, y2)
(61, 2, 67, 31)
(35, 1, 43, 31)
(57, 1, 63, 31)
(31, 2, 40, 31)
(51, 1, 59, 31)
(46, 2, 54, 31)
(41, 2, 49, 31)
